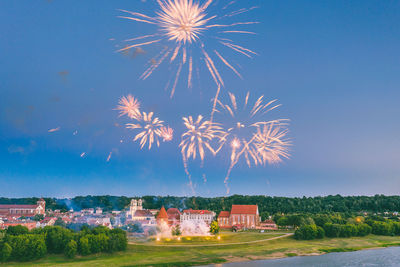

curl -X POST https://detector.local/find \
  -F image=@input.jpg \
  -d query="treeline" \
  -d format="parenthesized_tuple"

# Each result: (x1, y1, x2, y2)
(0, 225, 127, 262)
(293, 215, 400, 240)
(1, 194, 400, 214)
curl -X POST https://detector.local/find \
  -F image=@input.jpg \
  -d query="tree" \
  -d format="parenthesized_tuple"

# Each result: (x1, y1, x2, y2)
(65, 240, 77, 258)
(172, 225, 182, 236)
(54, 218, 66, 228)
(210, 221, 220, 235)
(294, 224, 318, 240)
(260, 211, 270, 221)
(0, 243, 12, 262)
(33, 214, 44, 222)
(6, 225, 29, 236)
(79, 236, 90, 255)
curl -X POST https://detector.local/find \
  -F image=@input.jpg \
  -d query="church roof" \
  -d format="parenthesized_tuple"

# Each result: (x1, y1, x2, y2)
(0, 204, 38, 209)
(230, 205, 258, 215)
(134, 210, 154, 217)
(218, 211, 230, 218)
(157, 206, 168, 219)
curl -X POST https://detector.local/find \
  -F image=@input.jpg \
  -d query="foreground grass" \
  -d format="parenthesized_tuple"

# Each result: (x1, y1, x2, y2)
(7, 234, 400, 267)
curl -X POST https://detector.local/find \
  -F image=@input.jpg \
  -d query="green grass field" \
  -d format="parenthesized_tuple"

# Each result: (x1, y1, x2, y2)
(6, 233, 400, 267)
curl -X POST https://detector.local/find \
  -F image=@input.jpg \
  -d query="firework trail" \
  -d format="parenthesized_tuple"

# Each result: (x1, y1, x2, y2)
(214, 91, 289, 194)
(48, 127, 60, 133)
(118, 0, 257, 98)
(180, 115, 225, 193)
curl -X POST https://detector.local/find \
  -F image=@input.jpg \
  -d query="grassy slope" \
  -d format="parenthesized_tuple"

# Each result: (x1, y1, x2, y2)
(7, 234, 400, 267)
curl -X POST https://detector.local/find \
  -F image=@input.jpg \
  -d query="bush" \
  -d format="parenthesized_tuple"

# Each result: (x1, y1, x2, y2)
(356, 224, 372, 236)
(0, 243, 12, 262)
(339, 224, 357, 238)
(294, 224, 318, 240)
(316, 226, 325, 239)
(78, 236, 90, 255)
(65, 240, 77, 259)
(44, 226, 74, 254)
(6, 225, 29, 236)
(6, 234, 47, 261)
(371, 221, 394, 236)
(209, 221, 219, 235)
(323, 223, 341, 238)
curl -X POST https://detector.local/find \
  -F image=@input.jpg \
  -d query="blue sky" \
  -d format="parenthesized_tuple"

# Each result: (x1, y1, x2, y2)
(1, 0, 399, 197)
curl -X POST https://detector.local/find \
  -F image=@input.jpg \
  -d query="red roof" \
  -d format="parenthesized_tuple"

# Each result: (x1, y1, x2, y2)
(157, 206, 168, 219)
(167, 208, 181, 220)
(183, 209, 212, 214)
(218, 211, 230, 218)
(230, 205, 258, 215)
(134, 210, 154, 217)
(0, 204, 38, 209)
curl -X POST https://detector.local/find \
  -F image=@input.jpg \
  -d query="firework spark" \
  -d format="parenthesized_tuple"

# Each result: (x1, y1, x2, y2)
(214, 92, 289, 194)
(118, 0, 257, 97)
(180, 115, 225, 194)
(180, 115, 223, 161)
(253, 123, 291, 165)
(115, 95, 141, 119)
(160, 126, 174, 141)
(48, 127, 60, 133)
(126, 112, 165, 150)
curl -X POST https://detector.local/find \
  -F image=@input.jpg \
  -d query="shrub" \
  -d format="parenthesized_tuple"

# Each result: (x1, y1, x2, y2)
(294, 224, 318, 240)
(209, 221, 219, 235)
(78, 236, 90, 255)
(323, 223, 341, 238)
(65, 240, 77, 259)
(316, 226, 325, 239)
(6, 225, 29, 236)
(356, 224, 372, 236)
(6, 234, 46, 261)
(0, 243, 12, 262)
(44, 226, 74, 254)
(371, 221, 394, 236)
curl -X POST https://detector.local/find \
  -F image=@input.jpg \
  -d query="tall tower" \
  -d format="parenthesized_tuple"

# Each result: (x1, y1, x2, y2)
(129, 199, 138, 218)
(138, 199, 143, 210)
(37, 198, 46, 215)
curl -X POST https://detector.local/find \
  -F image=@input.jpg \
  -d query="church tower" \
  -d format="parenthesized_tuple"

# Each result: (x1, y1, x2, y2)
(129, 199, 138, 218)
(37, 198, 46, 215)
(138, 199, 143, 210)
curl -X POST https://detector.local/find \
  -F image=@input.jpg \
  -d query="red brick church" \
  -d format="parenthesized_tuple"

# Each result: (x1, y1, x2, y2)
(218, 204, 260, 229)
(0, 199, 46, 217)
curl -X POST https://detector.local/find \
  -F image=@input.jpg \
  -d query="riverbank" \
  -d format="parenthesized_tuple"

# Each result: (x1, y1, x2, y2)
(6, 234, 400, 266)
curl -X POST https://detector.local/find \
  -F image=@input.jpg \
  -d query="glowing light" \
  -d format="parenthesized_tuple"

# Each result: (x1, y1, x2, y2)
(217, 236, 221, 240)
(118, 0, 257, 97)
(177, 237, 181, 241)
(156, 237, 160, 241)
(115, 94, 141, 119)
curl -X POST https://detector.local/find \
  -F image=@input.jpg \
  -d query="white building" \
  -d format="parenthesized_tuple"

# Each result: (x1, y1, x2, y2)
(127, 199, 155, 225)
(180, 209, 215, 225)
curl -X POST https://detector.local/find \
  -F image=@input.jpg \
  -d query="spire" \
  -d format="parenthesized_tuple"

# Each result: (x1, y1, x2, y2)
(157, 206, 168, 220)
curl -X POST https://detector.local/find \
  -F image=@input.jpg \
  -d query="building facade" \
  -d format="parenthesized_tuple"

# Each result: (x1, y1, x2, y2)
(0, 199, 45, 218)
(218, 204, 260, 229)
(180, 209, 215, 225)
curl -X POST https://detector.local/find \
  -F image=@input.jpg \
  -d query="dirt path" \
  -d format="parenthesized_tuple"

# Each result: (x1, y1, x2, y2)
(129, 233, 294, 247)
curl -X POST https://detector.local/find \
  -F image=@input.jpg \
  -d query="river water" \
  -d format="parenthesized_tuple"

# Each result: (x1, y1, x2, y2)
(204, 246, 400, 267)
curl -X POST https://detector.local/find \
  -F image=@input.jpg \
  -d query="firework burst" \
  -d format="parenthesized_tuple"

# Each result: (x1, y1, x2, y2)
(253, 123, 291, 165)
(118, 0, 257, 97)
(180, 115, 225, 194)
(160, 126, 174, 141)
(115, 95, 141, 119)
(214, 91, 289, 194)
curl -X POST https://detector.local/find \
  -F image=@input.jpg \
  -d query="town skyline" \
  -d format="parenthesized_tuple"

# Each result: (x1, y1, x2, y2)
(1, 0, 400, 197)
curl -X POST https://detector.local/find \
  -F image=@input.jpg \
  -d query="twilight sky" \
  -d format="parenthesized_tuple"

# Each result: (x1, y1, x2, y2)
(1, 0, 400, 198)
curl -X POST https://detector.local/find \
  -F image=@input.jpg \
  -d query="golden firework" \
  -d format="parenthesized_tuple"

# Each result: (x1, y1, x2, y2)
(115, 95, 141, 119)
